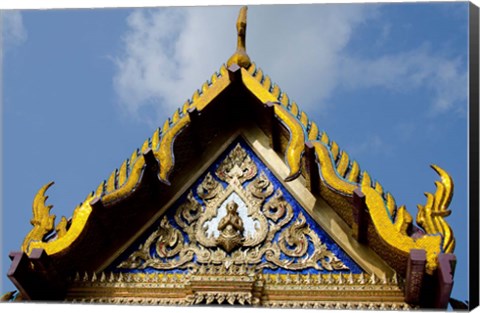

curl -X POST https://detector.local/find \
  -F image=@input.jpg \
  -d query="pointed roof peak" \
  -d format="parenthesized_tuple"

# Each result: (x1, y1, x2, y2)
(227, 6, 251, 69)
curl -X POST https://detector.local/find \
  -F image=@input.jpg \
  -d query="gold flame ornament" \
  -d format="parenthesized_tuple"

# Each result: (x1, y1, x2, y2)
(416, 164, 455, 253)
(22, 182, 56, 253)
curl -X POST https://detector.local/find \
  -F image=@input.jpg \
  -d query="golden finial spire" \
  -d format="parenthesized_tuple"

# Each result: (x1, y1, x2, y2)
(227, 6, 251, 69)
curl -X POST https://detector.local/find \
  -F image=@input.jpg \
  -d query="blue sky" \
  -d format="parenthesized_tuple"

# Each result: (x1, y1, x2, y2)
(1, 2, 470, 305)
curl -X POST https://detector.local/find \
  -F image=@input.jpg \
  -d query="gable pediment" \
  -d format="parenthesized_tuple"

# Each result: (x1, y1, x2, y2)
(63, 137, 407, 307)
(109, 139, 364, 275)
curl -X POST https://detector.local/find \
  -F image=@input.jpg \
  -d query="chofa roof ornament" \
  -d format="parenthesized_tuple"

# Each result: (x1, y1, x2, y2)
(227, 6, 251, 69)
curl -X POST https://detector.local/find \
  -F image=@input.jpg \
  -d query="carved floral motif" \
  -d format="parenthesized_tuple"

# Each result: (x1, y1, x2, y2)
(118, 144, 349, 273)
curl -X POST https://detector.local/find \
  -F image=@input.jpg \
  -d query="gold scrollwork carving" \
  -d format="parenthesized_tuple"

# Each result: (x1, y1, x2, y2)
(196, 172, 224, 203)
(117, 144, 348, 273)
(274, 213, 349, 271)
(216, 143, 257, 183)
(118, 216, 193, 270)
(247, 171, 274, 200)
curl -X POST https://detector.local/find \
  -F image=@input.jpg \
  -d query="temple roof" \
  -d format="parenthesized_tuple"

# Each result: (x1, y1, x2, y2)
(10, 6, 456, 308)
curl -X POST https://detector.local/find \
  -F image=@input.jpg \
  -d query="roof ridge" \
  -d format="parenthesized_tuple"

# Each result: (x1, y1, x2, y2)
(247, 61, 401, 219)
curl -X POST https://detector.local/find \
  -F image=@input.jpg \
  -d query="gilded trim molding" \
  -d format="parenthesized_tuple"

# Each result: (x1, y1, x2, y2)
(21, 59, 455, 276)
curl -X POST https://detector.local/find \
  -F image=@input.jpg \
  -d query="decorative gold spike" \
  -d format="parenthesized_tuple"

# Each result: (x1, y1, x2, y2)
(218, 294, 226, 304)
(275, 273, 281, 283)
(285, 274, 292, 284)
(74, 272, 80, 282)
(280, 92, 289, 107)
(358, 272, 365, 284)
(55, 216, 68, 238)
(206, 294, 214, 305)
(151, 128, 160, 152)
(271, 84, 281, 99)
(394, 205, 412, 235)
(210, 72, 218, 84)
(262, 75, 272, 90)
(361, 171, 372, 188)
(95, 180, 105, 198)
(308, 121, 319, 141)
(392, 272, 398, 284)
(375, 181, 383, 195)
(347, 272, 354, 284)
(105, 170, 117, 194)
(201, 81, 209, 94)
(219, 64, 228, 77)
(347, 161, 360, 183)
(290, 102, 299, 117)
(381, 273, 388, 284)
(191, 90, 200, 103)
(182, 101, 190, 115)
(330, 141, 339, 160)
(255, 68, 263, 82)
(295, 273, 301, 284)
(386, 192, 396, 217)
(162, 119, 171, 134)
(100, 272, 106, 282)
(369, 273, 377, 285)
(227, 6, 251, 69)
(129, 149, 138, 166)
(83, 272, 89, 282)
(117, 160, 128, 188)
(416, 164, 455, 253)
(305, 273, 311, 284)
(22, 182, 56, 253)
(247, 62, 256, 75)
(299, 111, 308, 128)
(336, 151, 350, 177)
(108, 272, 117, 283)
(91, 272, 97, 282)
(326, 273, 333, 284)
(140, 138, 150, 154)
(172, 109, 180, 125)
(320, 132, 329, 145)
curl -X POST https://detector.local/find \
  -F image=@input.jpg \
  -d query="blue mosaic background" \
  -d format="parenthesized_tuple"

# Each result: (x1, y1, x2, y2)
(109, 139, 363, 274)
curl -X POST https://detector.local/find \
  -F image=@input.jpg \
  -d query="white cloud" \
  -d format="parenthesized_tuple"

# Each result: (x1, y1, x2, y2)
(1, 10, 27, 47)
(112, 5, 377, 123)
(112, 5, 467, 124)
(345, 133, 393, 157)
(113, 7, 237, 125)
(338, 45, 467, 114)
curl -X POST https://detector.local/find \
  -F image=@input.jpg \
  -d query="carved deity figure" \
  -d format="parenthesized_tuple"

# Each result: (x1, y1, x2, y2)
(216, 201, 244, 252)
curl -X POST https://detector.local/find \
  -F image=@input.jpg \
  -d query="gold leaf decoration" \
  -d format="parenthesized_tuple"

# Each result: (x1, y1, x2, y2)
(215, 143, 257, 183)
(416, 165, 455, 253)
(117, 144, 348, 273)
(22, 182, 56, 253)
